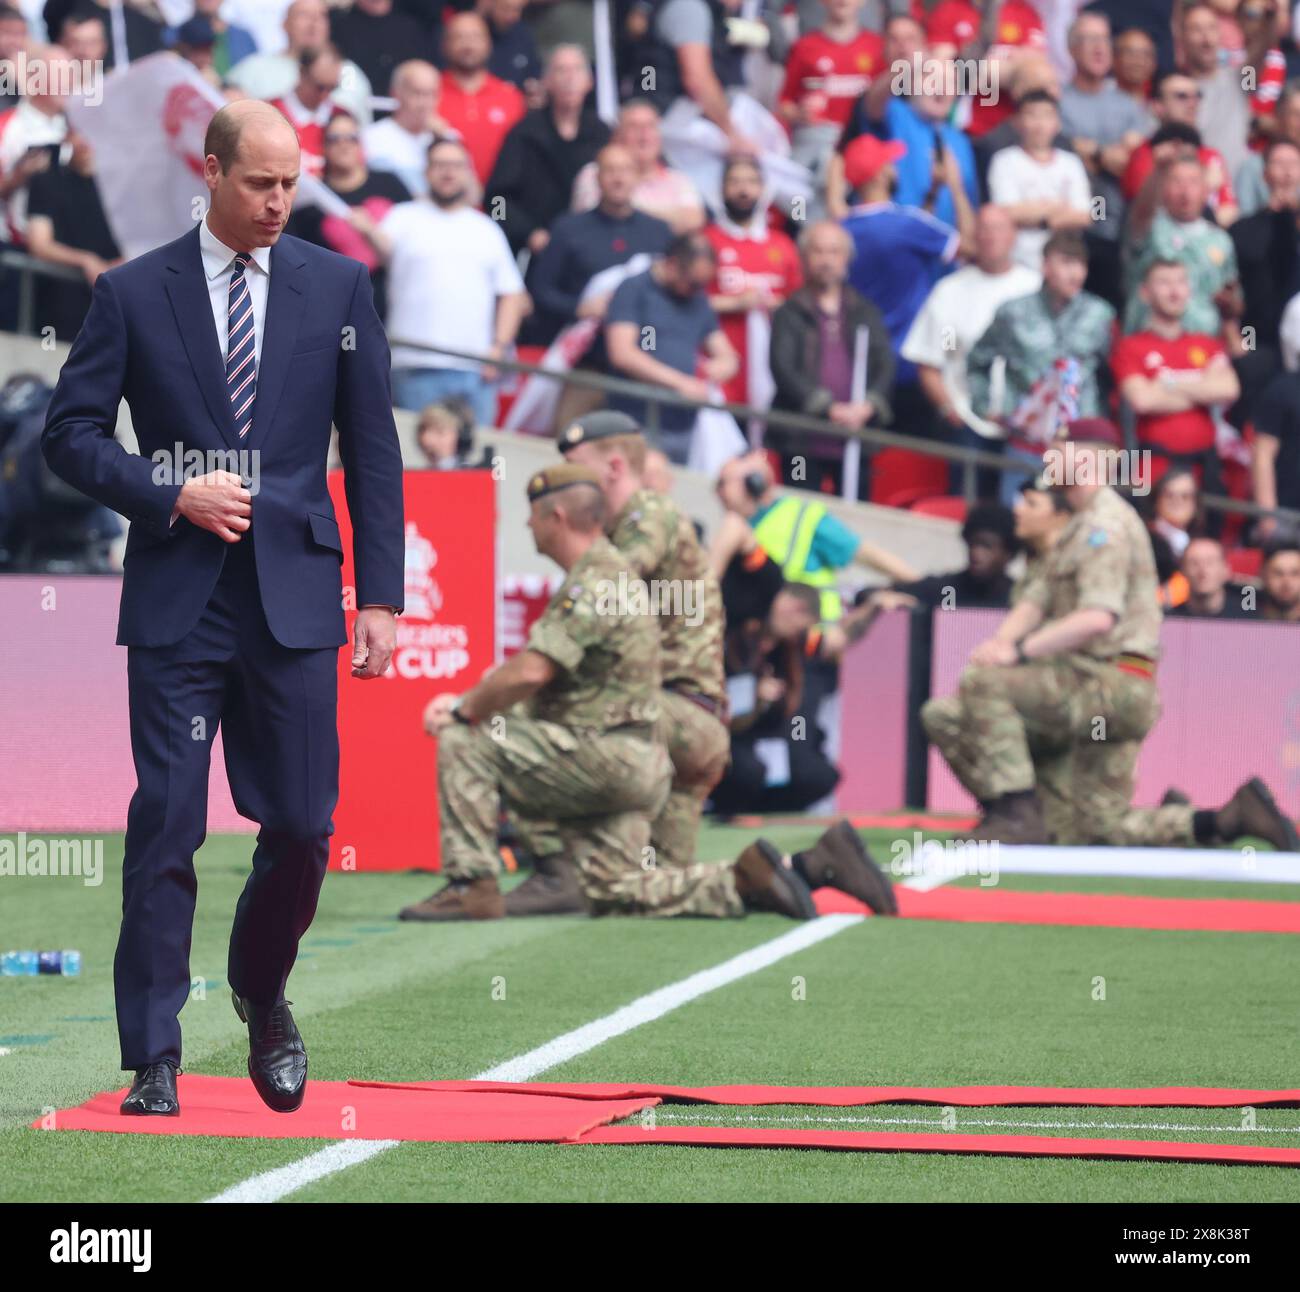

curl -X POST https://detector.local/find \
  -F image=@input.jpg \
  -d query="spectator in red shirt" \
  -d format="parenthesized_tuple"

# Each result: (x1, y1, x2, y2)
(779, 0, 882, 130)
(1113, 258, 1240, 485)
(704, 155, 802, 406)
(964, 0, 1048, 138)
(1122, 72, 1238, 224)
(436, 10, 526, 186)
(270, 44, 344, 180)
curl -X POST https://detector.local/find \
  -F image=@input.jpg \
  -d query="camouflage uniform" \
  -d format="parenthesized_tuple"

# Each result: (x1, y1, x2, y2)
(440, 535, 743, 916)
(923, 487, 1196, 846)
(512, 487, 730, 870)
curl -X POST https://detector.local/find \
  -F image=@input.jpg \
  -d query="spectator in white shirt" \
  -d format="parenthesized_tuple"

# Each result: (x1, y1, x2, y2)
(902, 204, 1042, 494)
(358, 137, 530, 426)
(987, 89, 1093, 273)
(226, 0, 374, 125)
(361, 59, 451, 198)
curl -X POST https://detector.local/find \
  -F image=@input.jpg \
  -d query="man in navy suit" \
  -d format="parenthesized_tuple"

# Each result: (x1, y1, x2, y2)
(42, 100, 405, 1116)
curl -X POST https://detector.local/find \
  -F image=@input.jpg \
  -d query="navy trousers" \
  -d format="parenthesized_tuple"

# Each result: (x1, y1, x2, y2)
(115, 535, 339, 1069)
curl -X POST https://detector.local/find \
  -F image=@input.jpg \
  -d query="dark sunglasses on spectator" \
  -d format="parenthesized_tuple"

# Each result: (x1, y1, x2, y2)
(326, 133, 361, 144)
(1169, 88, 1202, 101)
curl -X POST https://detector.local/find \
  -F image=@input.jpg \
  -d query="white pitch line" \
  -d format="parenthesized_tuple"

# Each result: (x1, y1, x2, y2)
(652, 1110, 1300, 1135)
(208, 913, 865, 1203)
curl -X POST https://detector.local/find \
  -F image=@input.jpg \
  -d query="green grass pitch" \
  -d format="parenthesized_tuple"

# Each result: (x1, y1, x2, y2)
(2, 823, 1299, 1203)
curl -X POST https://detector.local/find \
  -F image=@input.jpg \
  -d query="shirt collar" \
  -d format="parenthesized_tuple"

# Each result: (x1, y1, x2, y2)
(199, 214, 272, 284)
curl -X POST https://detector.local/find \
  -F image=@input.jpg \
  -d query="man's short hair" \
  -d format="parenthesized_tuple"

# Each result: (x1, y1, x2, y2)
(1043, 229, 1088, 263)
(536, 481, 606, 531)
(664, 230, 716, 268)
(776, 581, 821, 619)
(427, 135, 470, 163)
(1153, 71, 1199, 102)
(1016, 88, 1059, 111)
(797, 219, 853, 258)
(581, 433, 648, 473)
(1150, 120, 1203, 151)
(962, 502, 1019, 554)
(1264, 136, 1300, 166)
(0, 4, 26, 21)
(1143, 256, 1187, 279)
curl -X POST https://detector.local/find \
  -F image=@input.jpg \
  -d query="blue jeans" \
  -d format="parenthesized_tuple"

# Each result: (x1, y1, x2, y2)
(391, 367, 497, 427)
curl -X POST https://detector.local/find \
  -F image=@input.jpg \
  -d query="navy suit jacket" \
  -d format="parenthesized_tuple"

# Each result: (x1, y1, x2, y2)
(42, 224, 405, 649)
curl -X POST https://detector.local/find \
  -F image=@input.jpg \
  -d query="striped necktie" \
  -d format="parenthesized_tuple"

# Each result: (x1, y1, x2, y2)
(226, 251, 257, 440)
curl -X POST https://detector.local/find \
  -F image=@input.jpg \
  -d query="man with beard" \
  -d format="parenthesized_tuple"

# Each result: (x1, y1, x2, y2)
(702, 155, 802, 408)
(361, 137, 529, 425)
(435, 10, 526, 184)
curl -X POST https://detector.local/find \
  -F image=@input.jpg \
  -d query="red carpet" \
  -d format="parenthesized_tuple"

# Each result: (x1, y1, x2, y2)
(579, 1124, 1300, 1168)
(812, 884, 1300, 933)
(39, 1075, 657, 1142)
(350, 1079, 1300, 1108)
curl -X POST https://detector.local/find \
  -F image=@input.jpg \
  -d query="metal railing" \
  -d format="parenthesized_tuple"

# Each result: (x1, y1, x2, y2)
(1, 248, 86, 337)
(390, 339, 1300, 530)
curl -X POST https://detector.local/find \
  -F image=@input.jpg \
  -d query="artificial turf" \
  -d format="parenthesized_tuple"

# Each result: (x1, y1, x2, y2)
(2, 824, 1299, 1203)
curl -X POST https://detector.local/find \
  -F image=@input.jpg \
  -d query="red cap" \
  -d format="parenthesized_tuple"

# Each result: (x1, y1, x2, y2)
(843, 135, 907, 190)
(1061, 418, 1124, 448)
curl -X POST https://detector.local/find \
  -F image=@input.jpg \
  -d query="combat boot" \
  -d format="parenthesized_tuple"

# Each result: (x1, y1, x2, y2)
(399, 877, 505, 921)
(504, 855, 589, 916)
(1161, 787, 1191, 806)
(732, 840, 817, 919)
(968, 789, 1050, 844)
(1211, 778, 1300, 852)
(792, 820, 898, 915)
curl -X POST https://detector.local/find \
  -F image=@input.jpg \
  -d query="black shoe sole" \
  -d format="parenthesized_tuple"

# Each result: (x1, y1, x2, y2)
(119, 1101, 179, 1116)
(754, 839, 818, 920)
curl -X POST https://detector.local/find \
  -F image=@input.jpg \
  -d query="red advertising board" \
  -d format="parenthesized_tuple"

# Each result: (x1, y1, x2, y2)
(326, 469, 496, 872)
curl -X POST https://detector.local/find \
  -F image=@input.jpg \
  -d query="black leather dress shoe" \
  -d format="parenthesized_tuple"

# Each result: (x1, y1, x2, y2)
(232, 990, 307, 1113)
(120, 1061, 180, 1116)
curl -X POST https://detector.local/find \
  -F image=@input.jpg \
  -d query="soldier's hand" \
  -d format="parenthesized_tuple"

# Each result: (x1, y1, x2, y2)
(969, 637, 1016, 668)
(423, 693, 458, 735)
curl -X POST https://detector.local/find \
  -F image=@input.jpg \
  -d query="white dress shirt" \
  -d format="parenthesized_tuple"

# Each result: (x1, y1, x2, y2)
(199, 213, 271, 368)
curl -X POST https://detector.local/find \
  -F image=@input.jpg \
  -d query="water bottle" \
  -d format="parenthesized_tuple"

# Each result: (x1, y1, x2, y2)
(2, 950, 80, 976)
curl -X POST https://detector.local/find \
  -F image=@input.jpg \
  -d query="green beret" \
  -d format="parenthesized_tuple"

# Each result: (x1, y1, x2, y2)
(526, 462, 603, 503)
(557, 410, 642, 452)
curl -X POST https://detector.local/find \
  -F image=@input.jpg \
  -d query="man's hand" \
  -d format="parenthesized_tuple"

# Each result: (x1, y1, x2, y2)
(175, 470, 252, 542)
(527, 228, 550, 255)
(868, 588, 919, 612)
(422, 692, 459, 734)
(756, 676, 786, 704)
(969, 636, 1017, 668)
(352, 607, 396, 679)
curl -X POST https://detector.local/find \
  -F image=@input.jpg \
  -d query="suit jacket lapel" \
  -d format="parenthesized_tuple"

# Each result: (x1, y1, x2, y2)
(246, 238, 308, 454)
(163, 225, 243, 454)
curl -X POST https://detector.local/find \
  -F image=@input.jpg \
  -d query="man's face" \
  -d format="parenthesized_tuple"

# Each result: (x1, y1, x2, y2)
(596, 145, 637, 206)
(1042, 250, 1086, 299)
(303, 52, 342, 98)
(546, 48, 590, 106)
(1264, 142, 1300, 204)
(0, 17, 26, 63)
(823, 0, 859, 23)
(884, 16, 925, 63)
(1162, 160, 1207, 221)
(427, 144, 470, 204)
(1182, 539, 1228, 598)
(667, 251, 714, 298)
(1158, 75, 1202, 126)
(397, 66, 439, 122)
(563, 442, 617, 500)
(206, 121, 300, 248)
(769, 590, 817, 641)
(804, 225, 851, 287)
(1181, 7, 1221, 73)
(1013, 489, 1056, 544)
(974, 206, 1017, 269)
(966, 531, 1010, 581)
(526, 499, 560, 559)
(444, 15, 490, 74)
(1264, 551, 1300, 610)
(722, 162, 763, 221)
(61, 18, 106, 63)
(716, 455, 766, 512)
(418, 417, 459, 464)
(1016, 100, 1059, 151)
(1142, 264, 1191, 321)
(323, 117, 362, 169)
(618, 106, 660, 167)
(1071, 17, 1112, 80)
(285, 0, 328, 52)
(1114, 31, 1156, 90)
(1279, 92, 1300, 143)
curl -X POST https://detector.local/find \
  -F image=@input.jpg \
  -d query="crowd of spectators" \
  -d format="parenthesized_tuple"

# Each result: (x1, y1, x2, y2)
(4, 0, 1300, 580)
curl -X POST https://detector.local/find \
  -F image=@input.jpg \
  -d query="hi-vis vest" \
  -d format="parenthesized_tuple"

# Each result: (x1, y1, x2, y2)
(752, 497, 842, 622)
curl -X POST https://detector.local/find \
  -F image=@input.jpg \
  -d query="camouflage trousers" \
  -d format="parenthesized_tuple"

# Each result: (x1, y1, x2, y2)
(510, 689, 730, 870)
(921, 658, 1196, 847)
(439, 716, 743, 917)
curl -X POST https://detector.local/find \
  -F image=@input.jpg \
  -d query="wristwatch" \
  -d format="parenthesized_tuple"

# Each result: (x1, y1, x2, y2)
(450, 696, 475, 726)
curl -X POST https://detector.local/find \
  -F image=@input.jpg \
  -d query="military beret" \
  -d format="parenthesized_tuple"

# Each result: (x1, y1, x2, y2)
(526, 462, 603, 503)
(557, 409, 642, 452)
(1060, 418, 1124, 448)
